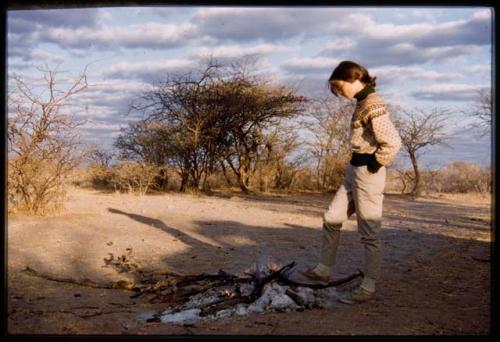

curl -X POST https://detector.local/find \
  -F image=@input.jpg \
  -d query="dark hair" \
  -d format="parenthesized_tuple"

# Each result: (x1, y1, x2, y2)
(328, 60, 377, 96)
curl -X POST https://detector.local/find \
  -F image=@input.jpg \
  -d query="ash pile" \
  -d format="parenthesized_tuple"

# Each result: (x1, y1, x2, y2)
(141, 258, 363, 325)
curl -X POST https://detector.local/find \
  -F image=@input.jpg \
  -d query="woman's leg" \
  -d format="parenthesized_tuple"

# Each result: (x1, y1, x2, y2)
(318, 165, 356, 268)
(352, 165, 386, 291)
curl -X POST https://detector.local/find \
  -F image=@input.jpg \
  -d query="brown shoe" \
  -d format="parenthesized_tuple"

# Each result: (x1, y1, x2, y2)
(337, 286, 375, 304)
(298, 268, 330, 286)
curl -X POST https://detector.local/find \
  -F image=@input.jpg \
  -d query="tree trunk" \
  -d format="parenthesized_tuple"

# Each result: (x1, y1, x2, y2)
(401, 175, 407, 194)
(397, 170, 407, 194)
(190, 170, 201, 190)
(220, 161, 233, 186)
(179, 172, 189, 192)
(225, 156, 249, 193)
(237, 165, 250, 193)
(409, 152, 422, 196)
(201, 170, 210, 193)
(315, 156, 322, 191)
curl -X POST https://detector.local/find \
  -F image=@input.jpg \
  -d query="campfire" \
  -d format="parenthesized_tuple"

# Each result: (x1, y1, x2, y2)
(140, 258, 364, 325)
(23, 249, 363, 326)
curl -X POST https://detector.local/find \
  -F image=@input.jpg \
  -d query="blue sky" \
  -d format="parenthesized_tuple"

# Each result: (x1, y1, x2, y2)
(7, 6, 493, 169)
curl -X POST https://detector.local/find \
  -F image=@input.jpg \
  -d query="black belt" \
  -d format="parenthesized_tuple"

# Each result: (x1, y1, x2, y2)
(350, 153, 374, 167)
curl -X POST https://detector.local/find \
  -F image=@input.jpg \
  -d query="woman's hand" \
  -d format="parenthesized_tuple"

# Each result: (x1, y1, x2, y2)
(367, 154, 383, 173)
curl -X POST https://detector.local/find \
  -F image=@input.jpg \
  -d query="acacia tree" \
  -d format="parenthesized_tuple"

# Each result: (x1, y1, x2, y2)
(393, 107, 453, 196)
(123, 60, 225, 192)
(465, 88, 492, 137)
(218, 80, 307, 192)
(7, 66, 89, 214)
(120, 57, 306, 193)
(301, 97, 353, 191)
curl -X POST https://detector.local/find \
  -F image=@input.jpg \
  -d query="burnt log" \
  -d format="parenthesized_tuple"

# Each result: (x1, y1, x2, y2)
(247, 261, 297, 302)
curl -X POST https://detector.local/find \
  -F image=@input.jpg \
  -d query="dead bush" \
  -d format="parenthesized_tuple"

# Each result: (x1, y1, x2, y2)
(88, 165, 116, 190)
(105, 162, 168, 195)
(427, 162, 491, 193)
(8, 158, 67, 215)
(7, 66, 89, 215)
(288, 167, 317, 192)
(389, 162, 491, 195)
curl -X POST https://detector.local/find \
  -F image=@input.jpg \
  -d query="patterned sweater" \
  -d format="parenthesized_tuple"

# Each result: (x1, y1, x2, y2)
(350, 90, 402, 166)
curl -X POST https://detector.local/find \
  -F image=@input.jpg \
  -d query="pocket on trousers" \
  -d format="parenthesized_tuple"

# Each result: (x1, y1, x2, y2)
(354, 165, 386, 193)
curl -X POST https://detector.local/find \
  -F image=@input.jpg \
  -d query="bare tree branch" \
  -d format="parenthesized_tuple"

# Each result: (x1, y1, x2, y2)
(393, 107, 453, 196)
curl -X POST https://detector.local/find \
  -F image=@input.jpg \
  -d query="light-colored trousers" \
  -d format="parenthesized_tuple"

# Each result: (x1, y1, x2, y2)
(320, 163, 386, 280)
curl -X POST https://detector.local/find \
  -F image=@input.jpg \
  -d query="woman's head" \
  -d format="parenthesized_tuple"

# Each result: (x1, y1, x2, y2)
(328, 61, 376, 98)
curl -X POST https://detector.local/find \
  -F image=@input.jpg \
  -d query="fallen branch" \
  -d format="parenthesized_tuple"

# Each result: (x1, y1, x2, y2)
(22, 266, 136, 290)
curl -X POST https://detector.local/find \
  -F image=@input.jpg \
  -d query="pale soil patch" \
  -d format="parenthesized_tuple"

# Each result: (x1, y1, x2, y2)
(7, 187, 491, 335)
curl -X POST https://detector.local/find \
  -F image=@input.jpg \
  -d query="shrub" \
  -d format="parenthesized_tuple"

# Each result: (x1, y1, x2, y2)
(84, 162, 172, 195)
(112, 162, 169, 195)
(7, 67, 88, 215)
(8, 157, 67, 215)
(429, 162, 491, 193)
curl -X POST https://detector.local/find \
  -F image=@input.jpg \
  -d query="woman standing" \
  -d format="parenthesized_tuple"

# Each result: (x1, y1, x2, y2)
(300, 61, 402, 304)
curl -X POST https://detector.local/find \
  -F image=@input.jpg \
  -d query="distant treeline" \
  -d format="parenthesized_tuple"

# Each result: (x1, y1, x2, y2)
(7, 57, 491, 215)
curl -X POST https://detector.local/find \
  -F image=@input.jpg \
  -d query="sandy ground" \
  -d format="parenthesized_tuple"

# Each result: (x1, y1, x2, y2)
(7, 186, 492, 335)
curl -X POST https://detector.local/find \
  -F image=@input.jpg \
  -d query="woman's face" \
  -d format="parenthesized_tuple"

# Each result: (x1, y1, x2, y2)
(330, 79, 364, 99)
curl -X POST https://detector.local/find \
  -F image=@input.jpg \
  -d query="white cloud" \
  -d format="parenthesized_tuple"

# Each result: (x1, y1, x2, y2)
(342, 11, 490, 48)
(464, 64, 491, 74)
(371, 65, 464, 83)
(8, 8, 105, 33)
(89, 81, 151, 93)
(280, 74, 332, 97)
(472, 8, 491, 20)
(191, 7, 356, 42)
(321, 38, 357, 51)
(8, 59, 33, 69)
(364, 21, 435, 41)
(281, 57, 341, 74)
(411, 83, 486, 101)
(190, 43, 293, 59)
(411, 9, 437, 21)
(37, 22, 198, 50)
(331, 42, 481, 68)
(103, 59, 197, 82)
(82, 121, 123, 131)
(320, 10, 490, 67)
(65, 81, 153, 123)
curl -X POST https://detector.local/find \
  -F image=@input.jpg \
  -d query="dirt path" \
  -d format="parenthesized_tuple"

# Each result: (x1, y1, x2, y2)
(7, 187, 491, 335)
